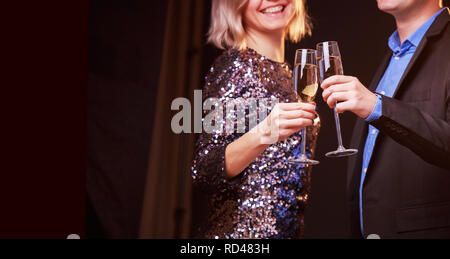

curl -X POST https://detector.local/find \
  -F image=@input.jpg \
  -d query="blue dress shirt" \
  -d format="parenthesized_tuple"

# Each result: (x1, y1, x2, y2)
(358, 8, 446, 236)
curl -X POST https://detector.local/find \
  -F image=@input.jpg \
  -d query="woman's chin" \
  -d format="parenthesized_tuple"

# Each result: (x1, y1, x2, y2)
(257, 11, 292, 31)
(259, 23, 288, 34)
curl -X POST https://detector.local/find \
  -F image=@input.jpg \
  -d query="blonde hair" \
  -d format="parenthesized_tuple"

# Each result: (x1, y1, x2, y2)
(208, 0, 312, 50)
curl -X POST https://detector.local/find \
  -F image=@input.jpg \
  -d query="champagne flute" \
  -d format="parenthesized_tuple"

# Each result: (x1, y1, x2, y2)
(288, 49, 320, 166)
(316, 41, 358, 157)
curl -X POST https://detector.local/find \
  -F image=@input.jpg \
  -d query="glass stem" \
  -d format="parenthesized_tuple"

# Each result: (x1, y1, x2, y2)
(333, 105, 344, 149)
(301, 126, 307, 158)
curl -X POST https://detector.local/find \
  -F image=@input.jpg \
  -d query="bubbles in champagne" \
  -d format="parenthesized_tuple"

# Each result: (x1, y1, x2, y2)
(294, 63, 319, 103)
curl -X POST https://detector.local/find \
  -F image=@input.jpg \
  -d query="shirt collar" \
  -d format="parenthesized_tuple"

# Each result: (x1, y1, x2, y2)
(388, 8, 446, 54)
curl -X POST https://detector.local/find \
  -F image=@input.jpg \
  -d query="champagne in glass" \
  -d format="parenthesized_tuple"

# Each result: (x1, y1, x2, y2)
(288, 49, 319, 166)
(297, 64, 319, 103)
(316, 41, 358, 157)
(318, 55, 343, 78)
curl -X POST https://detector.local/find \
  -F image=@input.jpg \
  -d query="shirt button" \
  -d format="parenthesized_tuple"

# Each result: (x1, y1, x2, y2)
(394, 56, 400, 60)
(364, 168, 367, 173)
(371, 129, 376, 134)
(381, 91, 386, 95)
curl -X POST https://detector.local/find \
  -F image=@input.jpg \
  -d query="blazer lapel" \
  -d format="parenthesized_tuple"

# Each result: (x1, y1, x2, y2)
(391, 40, 427, 98)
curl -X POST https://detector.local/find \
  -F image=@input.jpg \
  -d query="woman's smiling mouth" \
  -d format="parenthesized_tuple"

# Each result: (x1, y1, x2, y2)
(261, 5, 285, 15)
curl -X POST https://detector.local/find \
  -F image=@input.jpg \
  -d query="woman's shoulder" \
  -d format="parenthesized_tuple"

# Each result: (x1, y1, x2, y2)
(205, 48, 259, 85)
(203, 48, 262, 99)
(209, 48, 255, 72)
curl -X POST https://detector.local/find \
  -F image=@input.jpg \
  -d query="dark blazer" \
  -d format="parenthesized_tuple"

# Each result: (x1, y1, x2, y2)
(347, 9, 450, 239)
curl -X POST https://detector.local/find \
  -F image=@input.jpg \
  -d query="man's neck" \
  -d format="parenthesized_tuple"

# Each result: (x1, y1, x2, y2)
(394, 5, 442, 43)
(246, 28, 285, 63)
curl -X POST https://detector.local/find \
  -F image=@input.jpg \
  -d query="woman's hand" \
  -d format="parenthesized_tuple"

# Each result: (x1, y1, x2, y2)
(225, 101, 316, 179)
(255, 102, 316, 145)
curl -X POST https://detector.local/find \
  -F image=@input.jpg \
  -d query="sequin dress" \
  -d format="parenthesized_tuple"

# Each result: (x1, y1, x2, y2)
(191, 48, 320, 239)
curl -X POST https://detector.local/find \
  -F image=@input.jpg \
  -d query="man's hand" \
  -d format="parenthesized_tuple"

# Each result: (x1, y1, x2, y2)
(321, 75, 378, 119)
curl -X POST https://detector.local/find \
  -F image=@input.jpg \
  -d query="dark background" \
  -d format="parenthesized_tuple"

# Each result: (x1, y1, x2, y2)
(0, 1, 87, 238)
(87, 0, 448, 238)
(88, 0, 168, 238)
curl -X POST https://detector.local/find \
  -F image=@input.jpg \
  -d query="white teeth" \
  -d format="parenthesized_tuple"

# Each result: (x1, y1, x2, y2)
(262, 6, 284, 14)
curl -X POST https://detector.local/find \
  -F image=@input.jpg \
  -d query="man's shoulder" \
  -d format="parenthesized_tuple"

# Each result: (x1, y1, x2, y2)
(430, 8, 450, 39)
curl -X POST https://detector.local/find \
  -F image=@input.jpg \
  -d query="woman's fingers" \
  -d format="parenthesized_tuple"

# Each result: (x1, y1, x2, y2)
(268, 102, 317, 140)
(279, 109, 316, 120)
(277, 102, 315, 112)
(275, 116, 313, 130)
(278, 121, 312, 139)
(281, 118, 313, 129)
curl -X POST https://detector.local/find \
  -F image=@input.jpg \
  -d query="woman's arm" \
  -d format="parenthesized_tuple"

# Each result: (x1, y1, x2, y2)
(225, 102, 316, 179)
(191, 52, 316, 188)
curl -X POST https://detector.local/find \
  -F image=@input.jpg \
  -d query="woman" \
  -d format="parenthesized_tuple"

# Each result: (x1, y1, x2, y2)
(191, 0, 320, 239)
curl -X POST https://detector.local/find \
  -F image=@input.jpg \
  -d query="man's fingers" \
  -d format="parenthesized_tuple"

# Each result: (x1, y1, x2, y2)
(326, 92, 349, 108)
(322, 83, 351, 101)
(335, 101, 353, 114)
(321, 75, 353, 90)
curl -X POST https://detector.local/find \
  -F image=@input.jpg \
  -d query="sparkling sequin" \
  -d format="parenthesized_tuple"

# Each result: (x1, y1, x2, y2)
(191, 48, 320, 239)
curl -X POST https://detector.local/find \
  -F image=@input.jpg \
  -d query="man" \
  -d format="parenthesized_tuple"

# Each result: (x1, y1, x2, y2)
(321, 0, 450, 238)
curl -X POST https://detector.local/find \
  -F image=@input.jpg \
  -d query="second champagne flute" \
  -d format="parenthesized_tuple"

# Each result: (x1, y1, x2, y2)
(316, 41, 358, 157)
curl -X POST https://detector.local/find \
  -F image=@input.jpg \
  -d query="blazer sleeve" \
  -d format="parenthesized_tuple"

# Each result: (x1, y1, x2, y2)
(370, 92, 450, 170)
